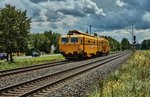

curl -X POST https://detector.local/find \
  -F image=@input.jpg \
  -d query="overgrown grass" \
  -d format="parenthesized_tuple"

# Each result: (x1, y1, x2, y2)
(90, 50, 150, 97)
(0, 55, 65, 70)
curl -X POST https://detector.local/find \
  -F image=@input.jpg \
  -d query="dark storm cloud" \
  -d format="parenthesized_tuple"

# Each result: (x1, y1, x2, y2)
(89, 0, 150, 30)
(56, 6, 101, 18)
(30, 0, 48, 3)
(57, 9, 85, 17)
(120, 0, 150, 29)
(124, 0, 150, 12)
(30, 0, 67, 3)
(49, 23, 58, 29)
(44, 11, 66, 22)
(24, 4, 41, 18)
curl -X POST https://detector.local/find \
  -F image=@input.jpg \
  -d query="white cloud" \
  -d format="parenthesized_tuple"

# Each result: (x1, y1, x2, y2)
(83, 0, 106, 16)
(134, 29, 150, 42)
(30, 14, 80, 33)
(97, 28, 150, 43)
(31, 22, 51, 32)
(143, 12, 150, 23)
(38, 0, 106, 16)
(115, 0, 127, 7)
(97, 29, 131, 42)
(39, 9, 48, 22)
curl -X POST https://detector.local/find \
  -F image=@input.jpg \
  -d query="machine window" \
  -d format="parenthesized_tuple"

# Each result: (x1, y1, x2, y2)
(61, 38, 68, 43)
(93, 41, 95, 44)
(80, 39, 83, 43)
(71, 37, 78, 43)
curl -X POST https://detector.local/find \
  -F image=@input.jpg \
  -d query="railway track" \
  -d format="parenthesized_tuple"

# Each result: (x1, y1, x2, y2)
(0, 51, 123, 78)
(0, 51, 131, 97)
(0, 60, 73, 77)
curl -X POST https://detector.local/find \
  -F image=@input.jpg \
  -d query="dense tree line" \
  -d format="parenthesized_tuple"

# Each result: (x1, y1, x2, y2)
(26, 31, 61, 55)
(121, 38, 131, 50)
(141, 39, 150, 50)
(106, 37, 131, 51)
(107, 36, 122, 51)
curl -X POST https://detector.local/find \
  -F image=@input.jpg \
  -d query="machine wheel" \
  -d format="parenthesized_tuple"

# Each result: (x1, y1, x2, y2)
(78, 54, 84, 60)
(96, 51, 102, 57)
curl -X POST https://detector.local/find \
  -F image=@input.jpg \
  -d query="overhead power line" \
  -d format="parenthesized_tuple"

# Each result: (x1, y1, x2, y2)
(80, 0, 134, 33)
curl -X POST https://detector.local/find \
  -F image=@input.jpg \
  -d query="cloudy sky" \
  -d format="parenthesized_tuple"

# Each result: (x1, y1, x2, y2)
(0, 0, 150, 43)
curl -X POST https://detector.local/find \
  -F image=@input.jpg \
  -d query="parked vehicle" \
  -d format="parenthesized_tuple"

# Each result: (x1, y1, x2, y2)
(0, 53, 7, 60)
(32, 52, 40, 57)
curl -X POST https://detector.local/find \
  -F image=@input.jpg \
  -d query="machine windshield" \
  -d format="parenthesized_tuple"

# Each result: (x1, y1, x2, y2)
(61, 38, 68, 43)
(71, 37, 78, 43)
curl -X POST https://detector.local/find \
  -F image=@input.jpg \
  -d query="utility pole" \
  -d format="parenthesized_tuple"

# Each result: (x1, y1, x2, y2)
(89, 25, 92, 35)
(131, 24, 136, 51)
(131, 24, 134, 44)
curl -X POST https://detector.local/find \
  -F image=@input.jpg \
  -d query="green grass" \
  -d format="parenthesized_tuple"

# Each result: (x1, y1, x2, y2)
(89, 50, 150, 97)
(0, 55, 65, 70)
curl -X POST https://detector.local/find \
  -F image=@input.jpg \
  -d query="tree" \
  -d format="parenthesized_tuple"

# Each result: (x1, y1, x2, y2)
(94, 33, 98, 37)
(44, 31, 53, 48)
(107, 36, 121, 51)
(121, 38, 130, 50)
(29, 31, 61, 54)
(141, 39, 150, 49)
(85, 31, 89, 34)
(0, 4, 31, 62)
(29, 33, 51, 54)
(85, 28, 89, 34)
(44, 31, 61, 53)
(52, 33, 61, 53)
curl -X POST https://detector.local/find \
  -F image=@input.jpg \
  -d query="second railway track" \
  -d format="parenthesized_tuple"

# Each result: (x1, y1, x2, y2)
(0, 51, 126, 78)
(0, 51, 131, 97)
(0, 60, 73, 77)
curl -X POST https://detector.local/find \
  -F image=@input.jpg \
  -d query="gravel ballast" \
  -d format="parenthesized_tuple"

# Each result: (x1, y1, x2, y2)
(0, 53, 124, 89)
(44, 54, 130, 97)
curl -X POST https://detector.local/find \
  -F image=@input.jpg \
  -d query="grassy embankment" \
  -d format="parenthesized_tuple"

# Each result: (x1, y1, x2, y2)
(0, 51, 117, 71)
(0, 55, 64, 70)
(90, 50, 150, 97)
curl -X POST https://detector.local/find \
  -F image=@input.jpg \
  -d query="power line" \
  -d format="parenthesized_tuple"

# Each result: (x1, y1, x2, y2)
(80, 0, 105, 33)
(80, 0, 134, 33)
(80, 0, 138, 47)
(80, 0, 120, 33)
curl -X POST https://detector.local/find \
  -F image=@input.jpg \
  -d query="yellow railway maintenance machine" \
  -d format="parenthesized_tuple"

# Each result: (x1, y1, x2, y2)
(59, 30, 110, 59)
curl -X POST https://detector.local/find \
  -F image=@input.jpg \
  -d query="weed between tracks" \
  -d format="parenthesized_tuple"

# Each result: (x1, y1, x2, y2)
(89, 50, 150, 97)
(0, 55, 64, 70)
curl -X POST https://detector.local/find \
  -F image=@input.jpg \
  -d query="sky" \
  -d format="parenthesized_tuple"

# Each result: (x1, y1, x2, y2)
(0, 0, 150, 43)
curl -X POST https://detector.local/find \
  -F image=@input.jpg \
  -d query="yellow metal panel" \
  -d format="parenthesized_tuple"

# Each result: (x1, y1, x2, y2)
(59, 31, 110, 58)
(59, 44, 81, 54)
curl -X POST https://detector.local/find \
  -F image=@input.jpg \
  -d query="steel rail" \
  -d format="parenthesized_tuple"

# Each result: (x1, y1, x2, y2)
(0, 51, 131, 97)
(0, 51, 124, 78)
(0, 60, 72, 77)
